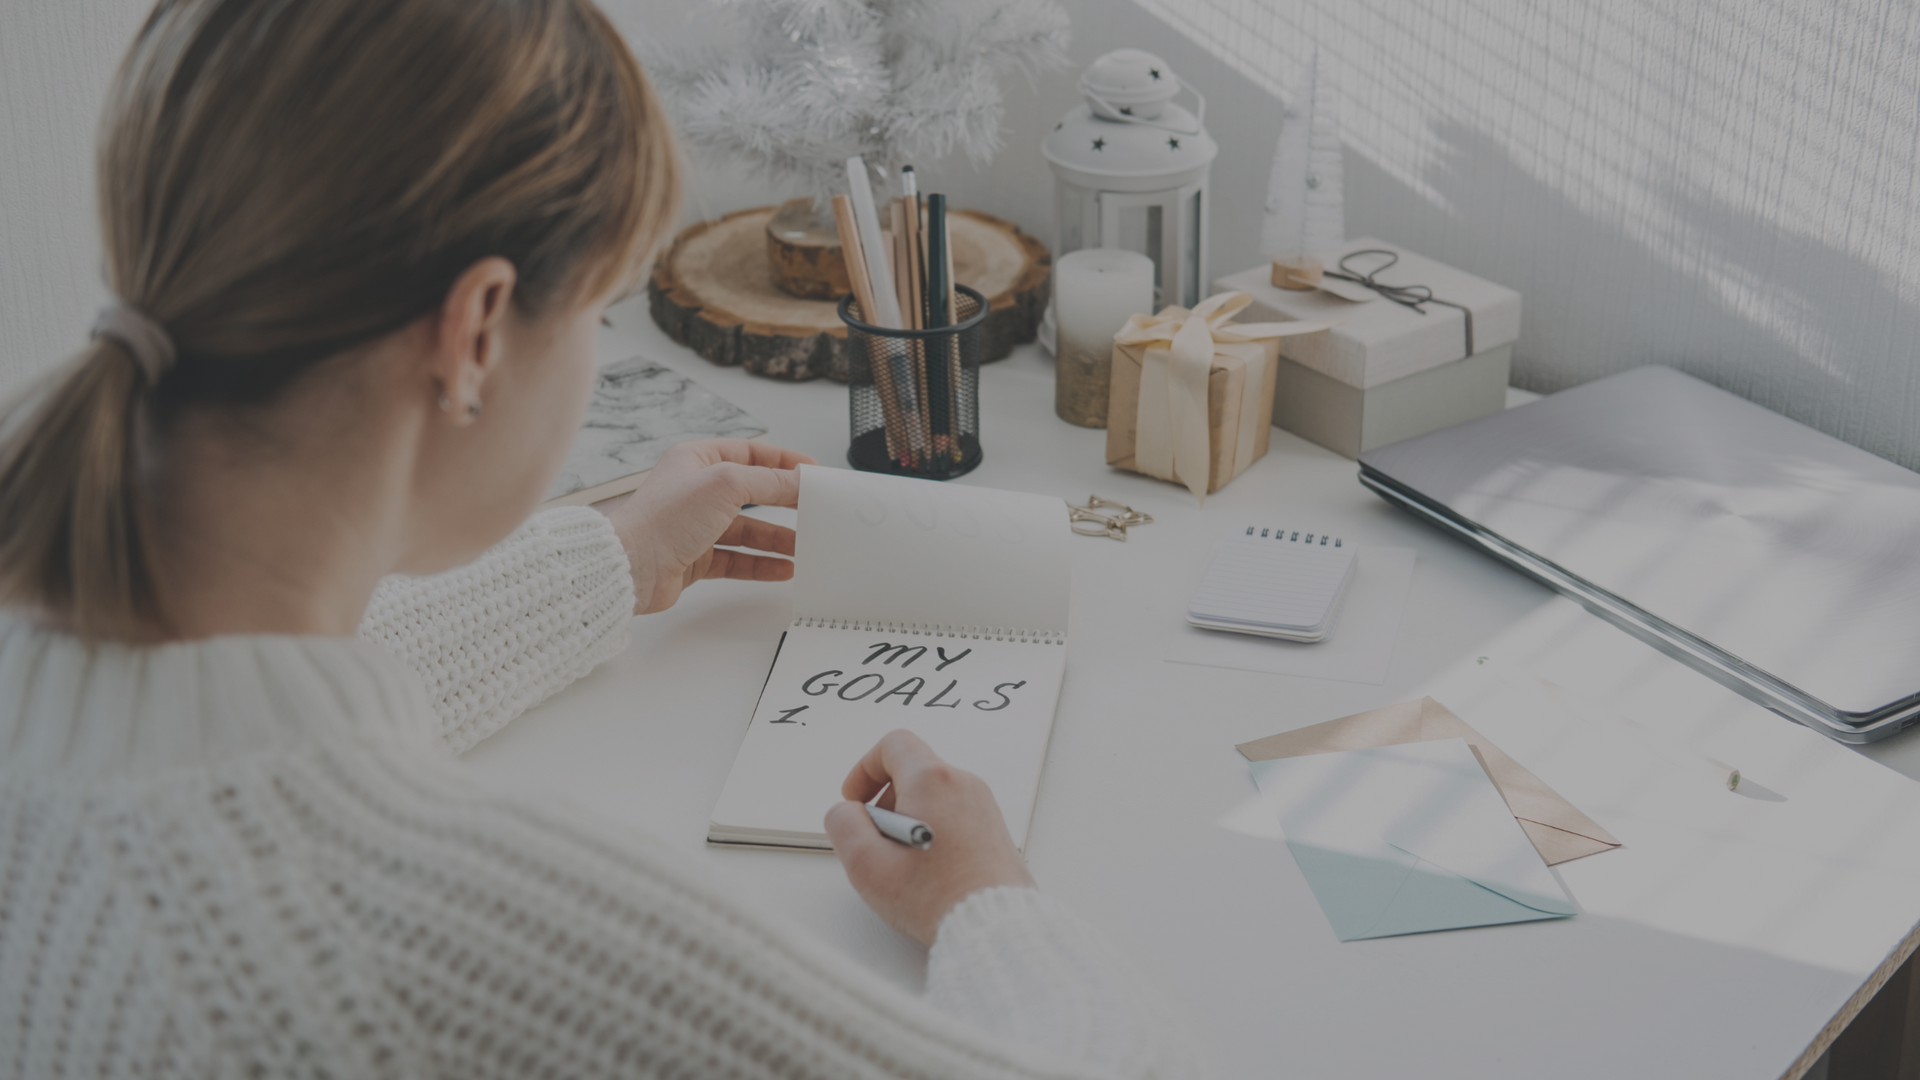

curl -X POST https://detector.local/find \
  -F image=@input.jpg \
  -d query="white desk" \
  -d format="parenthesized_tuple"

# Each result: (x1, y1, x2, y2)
(463, 300, 1920, 1080)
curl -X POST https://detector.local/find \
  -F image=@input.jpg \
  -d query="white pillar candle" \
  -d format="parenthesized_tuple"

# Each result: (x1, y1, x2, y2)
(1054, 248, 1155, 427)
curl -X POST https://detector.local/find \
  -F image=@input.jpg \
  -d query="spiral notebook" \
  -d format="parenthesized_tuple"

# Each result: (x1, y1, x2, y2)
(708, 465, 1070, 852)
(1187, 526, 1357, 642)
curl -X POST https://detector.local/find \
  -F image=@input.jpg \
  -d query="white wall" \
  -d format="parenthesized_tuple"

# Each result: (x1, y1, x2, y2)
(1131, 0, 1920, 469)
(7, 0, 1919, 468)
(0, 1, 150, 389)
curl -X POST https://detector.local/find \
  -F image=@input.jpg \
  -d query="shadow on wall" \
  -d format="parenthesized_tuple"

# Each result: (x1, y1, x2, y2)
(1349, 119, 1920, 470)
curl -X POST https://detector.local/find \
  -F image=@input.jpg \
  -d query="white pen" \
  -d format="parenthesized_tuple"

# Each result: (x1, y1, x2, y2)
(844, 155, 903, 330)
(867, 804, 934, 850)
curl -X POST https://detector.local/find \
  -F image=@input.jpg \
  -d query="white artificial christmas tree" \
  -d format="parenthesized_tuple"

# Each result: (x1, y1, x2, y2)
(653, 0, 1070, 199)
(1262, 49, 1345, 289)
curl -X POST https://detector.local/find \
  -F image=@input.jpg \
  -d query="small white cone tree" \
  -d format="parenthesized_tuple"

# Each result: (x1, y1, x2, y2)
(1262, 49, 1345, 289)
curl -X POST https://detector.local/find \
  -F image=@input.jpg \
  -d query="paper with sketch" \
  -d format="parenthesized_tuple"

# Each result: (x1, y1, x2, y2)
(1233, 739, 1577, 941)
(1167, 547, 1414, 684)
(708, 466, 1071, 852)
(1237, 697, 1620, 865)
(542, 356, 766, 506)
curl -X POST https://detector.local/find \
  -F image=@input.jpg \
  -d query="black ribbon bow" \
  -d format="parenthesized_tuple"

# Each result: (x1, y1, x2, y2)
(1323, 248, 1475, 360)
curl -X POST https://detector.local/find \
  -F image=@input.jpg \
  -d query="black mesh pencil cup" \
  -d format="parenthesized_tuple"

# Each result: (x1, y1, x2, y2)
(839, 284, 985, 480)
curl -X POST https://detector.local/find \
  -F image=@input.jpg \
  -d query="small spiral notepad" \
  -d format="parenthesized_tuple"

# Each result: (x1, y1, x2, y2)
(1188, 526, 1357, 642)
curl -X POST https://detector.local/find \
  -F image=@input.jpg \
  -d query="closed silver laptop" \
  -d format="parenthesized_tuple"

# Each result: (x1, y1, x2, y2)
(1360, 365, 1920, 743)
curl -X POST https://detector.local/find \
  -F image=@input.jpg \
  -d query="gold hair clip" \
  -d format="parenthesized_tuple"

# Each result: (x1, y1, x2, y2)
(1065, 495, 1154, 541)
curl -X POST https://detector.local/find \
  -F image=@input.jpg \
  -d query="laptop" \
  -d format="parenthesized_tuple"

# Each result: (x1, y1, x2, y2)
(1359, 365, 1920, 743)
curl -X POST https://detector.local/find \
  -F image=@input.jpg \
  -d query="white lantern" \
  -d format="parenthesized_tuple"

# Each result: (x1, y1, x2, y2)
(1042, 49, 1217, 312)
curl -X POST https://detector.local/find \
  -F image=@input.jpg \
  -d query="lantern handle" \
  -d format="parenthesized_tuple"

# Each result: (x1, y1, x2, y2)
(1084, 84, 1207, 135)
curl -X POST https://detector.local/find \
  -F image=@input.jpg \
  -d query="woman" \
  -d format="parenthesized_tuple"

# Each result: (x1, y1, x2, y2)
(0, 1, 1196, 1076)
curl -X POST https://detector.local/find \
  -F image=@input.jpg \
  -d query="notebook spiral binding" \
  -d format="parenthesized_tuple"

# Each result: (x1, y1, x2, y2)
(793, 616, 1064, 645)
(1242, 526, 1343, 547)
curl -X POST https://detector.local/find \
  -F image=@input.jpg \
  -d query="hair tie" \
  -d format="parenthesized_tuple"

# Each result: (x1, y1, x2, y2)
(91, 302, 177, 386)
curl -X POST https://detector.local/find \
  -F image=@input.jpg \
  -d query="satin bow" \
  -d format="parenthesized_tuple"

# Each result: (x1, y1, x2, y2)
(1113, 292, 1337, 504)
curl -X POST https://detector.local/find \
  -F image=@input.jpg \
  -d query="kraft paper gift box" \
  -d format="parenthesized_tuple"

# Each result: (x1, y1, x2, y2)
(1105, 292, 1337, 502)
(1214, 238, 1522, 459)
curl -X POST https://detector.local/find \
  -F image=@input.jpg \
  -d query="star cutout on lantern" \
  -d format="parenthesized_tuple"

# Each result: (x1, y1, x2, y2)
(1150, 68, 1162, 80)
(1168, 136, 1181, 149)
(1092, 137, 1106, 151)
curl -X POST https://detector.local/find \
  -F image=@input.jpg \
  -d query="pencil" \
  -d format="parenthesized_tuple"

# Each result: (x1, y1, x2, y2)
(889, 201, 926, 468)
(904, 193, 933, 463)
(894, 199, 933, 465)
(832, 194, 908, 465)
(843, 157, 902, 330)
(941, 206, 961, 462)
(923, 193, 953, 460)
(846, 157, 924, 466)
(890, 200, 912, 328)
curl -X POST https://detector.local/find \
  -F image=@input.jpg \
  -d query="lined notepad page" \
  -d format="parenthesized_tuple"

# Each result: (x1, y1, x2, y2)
(1189, 527, 1357, 635)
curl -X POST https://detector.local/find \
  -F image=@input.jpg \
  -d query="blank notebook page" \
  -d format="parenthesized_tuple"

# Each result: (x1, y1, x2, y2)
(1190, 532, 1356, 632)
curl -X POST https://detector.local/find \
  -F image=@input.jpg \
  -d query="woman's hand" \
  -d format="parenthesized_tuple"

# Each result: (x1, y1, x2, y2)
(598, 439, 815, 615)
(824, 730, 1036, 945)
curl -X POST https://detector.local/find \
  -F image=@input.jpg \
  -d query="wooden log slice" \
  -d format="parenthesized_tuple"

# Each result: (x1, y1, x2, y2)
(650, 204, 1051, 382)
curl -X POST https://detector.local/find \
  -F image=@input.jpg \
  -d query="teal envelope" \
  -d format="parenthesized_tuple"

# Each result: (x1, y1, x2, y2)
(1247, 739, 1577, 941)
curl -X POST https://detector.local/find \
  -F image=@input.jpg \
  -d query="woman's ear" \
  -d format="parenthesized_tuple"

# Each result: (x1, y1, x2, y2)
(426, 257, 518, 424)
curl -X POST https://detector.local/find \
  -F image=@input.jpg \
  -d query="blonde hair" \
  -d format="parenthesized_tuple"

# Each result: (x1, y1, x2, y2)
(0, 0, 681, 640)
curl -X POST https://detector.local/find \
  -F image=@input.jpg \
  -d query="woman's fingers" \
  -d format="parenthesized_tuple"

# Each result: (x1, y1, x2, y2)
(828, 732, 1035, 945)
(700, 548, 794, 583)
(679, 438, 817, 474)
(715, 460, 805, 510)
(738, 441, 818, 471)
(840, 729, 937, 803)
(823, 799, 882, 852)
(603, 439, 813, 615)
(715, 514, 796, 556)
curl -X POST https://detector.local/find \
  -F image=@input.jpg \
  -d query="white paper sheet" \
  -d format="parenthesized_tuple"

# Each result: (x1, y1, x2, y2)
(794, 464, 1070, 633)
(1409, 599, 1920, 977)
(1167, 547, 1415, 684)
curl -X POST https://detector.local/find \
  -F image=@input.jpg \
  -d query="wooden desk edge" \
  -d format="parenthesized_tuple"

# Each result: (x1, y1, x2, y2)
(1783, 917, 1920, 1080)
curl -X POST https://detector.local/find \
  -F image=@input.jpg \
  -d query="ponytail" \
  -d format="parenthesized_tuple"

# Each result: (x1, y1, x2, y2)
(0, 0, 680, 641)
(0, 341, 162, 639)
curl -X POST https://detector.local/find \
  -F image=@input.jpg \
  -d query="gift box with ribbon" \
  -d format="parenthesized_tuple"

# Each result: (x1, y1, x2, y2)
(1215, 239, 1522, 459)
(1105, 292, 1336, 503)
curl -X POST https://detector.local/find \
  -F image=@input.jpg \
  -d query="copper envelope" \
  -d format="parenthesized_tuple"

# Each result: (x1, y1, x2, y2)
(1236, 696, 1620, 865)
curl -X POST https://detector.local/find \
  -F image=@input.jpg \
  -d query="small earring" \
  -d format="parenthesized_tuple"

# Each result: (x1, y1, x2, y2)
(438, 392, 453, 412)
(467, 401, 482, 418)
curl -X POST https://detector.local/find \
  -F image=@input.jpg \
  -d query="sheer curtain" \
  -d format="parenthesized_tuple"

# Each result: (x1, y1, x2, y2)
(1138, 0, 1920, 466)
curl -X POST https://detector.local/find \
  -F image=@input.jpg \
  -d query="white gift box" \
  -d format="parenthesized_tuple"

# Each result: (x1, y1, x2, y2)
(1214, 239, 1521, 458)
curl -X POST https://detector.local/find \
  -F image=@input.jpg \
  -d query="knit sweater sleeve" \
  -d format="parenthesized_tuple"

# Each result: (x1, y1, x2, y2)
(926, 886, 1194, 1073)
(357, 506, 633, 754)
(327, 751, 1202, 1080)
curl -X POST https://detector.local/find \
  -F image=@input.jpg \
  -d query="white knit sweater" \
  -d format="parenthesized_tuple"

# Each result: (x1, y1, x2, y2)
(0, 507, 1195, 1079)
